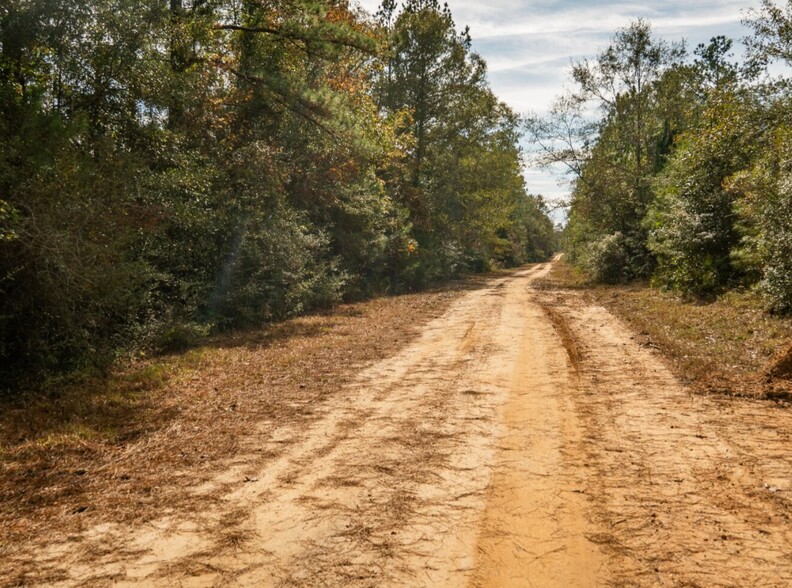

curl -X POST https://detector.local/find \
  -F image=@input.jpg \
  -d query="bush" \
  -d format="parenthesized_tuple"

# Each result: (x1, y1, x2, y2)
(731, 124, 792, 314)
(580, 232, 631, 284)
(209, 205, 346, 327)
(760, 174, 792, 313)
(152, 323, 210, 354)
(647, 92, 755, 296)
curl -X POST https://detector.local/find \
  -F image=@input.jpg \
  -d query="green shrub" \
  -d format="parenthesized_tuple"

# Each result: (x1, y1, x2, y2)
(209, 205, 346, 327)
(580, 232, 631, 284)
(153, 323, 210, 354)
(731, 124, 792, 314)
(759, 175, 792, 313)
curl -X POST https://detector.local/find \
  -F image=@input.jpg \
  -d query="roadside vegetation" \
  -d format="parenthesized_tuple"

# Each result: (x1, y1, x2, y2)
(0, 0, 556, 391)
(544, 260, 792, 401)
(528, 0, 792, 314)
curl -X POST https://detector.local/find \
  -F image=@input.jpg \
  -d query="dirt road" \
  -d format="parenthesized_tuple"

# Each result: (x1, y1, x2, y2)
(29, 259, 792, 586)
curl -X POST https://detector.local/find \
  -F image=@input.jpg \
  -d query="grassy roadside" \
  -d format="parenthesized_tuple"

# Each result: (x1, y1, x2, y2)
(545, 260, 792, 401)
(0, 274, 496, 584)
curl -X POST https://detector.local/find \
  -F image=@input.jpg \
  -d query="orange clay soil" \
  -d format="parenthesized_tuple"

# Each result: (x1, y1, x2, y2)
(3, 258, 792, 587)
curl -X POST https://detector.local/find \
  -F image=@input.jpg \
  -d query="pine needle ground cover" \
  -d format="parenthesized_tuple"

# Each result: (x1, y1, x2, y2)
(0, 281, 479, 584)
(544, 260, 792, 402)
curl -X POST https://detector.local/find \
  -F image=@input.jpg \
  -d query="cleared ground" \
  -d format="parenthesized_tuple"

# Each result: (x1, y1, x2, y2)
(4, 259, 792, 586)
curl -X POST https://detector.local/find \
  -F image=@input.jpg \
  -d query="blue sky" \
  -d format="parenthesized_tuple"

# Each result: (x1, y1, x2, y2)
(356, 0, 764, 214)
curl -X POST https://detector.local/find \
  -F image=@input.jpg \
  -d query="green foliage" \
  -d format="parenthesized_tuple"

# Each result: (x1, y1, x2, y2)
(548, 20, 688, 282)
(0, 0, 555, 388)
(540, 8, 792, 314)
(693, 36, 739, 91)
(0, 199, 18, 242)
(647, 91, 757, 295)
(729, 123, 792, 313)
(153, 322, 210, 355)
(374, 0, 550, 284)
(508, 194, 558, 264)
(579, 232, 631, 284)
(209, 206, 346, 326)
(743, 0, 792, 75)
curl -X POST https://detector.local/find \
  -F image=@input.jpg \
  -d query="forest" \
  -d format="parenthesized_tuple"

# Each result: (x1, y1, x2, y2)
(5, 0, 792, 390)
(529, 0, 792, 313)
(0, 0, 556, 386)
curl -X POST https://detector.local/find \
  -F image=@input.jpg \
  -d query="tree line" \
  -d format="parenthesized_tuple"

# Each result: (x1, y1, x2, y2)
(0, 0, 556, 386)
(530, 0, 792, 313)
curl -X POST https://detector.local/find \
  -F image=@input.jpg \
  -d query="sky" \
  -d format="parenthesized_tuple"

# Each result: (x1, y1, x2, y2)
(355, 0, 765, 218)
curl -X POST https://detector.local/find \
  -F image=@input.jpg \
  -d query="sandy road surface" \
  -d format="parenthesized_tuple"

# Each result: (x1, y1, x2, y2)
(29, 259, 792, 586)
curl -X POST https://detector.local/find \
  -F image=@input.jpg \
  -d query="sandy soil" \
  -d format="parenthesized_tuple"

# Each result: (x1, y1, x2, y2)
(13, 258, 792, 586)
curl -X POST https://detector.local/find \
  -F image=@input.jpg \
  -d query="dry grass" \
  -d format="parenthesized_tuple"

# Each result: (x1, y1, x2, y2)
(543, 259, 792, 401)
(0, 281, 477, 584)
